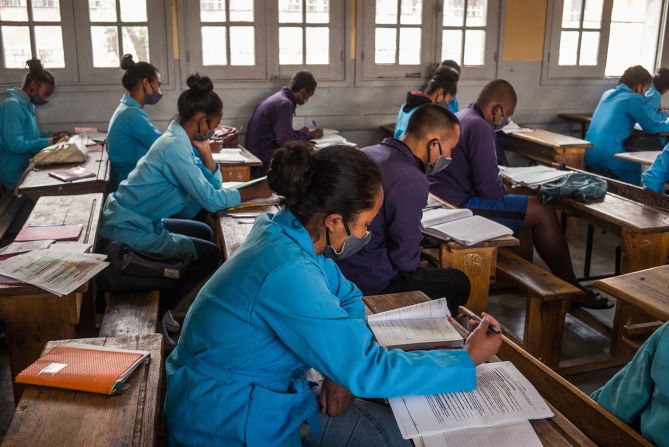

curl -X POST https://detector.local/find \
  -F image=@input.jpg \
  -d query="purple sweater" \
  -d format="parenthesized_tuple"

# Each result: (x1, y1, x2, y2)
(337, 138, 427, 294)
(429, 103, 504, 205)
(245, 87, 314, 169)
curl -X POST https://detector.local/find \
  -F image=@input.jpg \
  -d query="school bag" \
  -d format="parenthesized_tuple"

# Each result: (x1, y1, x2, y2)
(538, 172, 608, 205)
(31, 134, 88, 166)
(211, 125, 240, 147)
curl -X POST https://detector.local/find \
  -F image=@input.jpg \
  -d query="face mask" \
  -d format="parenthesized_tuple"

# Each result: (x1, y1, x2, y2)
(144, 88, 162, 105)
(194, 119, 214, 142)
(324, 221, 371, 260)
(424, 140, 451, 175)
(30, 92, 48, 106)
(495, 116, 510, 131)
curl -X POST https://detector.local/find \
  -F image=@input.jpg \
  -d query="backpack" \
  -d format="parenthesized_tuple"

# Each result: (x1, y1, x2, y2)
(538, 172, 608, 205)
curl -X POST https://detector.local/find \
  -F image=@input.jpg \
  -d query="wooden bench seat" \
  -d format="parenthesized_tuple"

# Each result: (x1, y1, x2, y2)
(99, 291, 160, 337)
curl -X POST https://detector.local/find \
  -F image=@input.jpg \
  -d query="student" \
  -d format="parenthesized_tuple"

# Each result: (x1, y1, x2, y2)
(585, 65, 669, 185)
(421, 59, 461, 113)
(645, 67, 669, 117)
(0, 58, 68, 189)
(100, 74, 270, 339)
(106, 54, 163, 191)
(642, 143, 669, 193)
(337, 104, 470, 314)
(591, 322, 669, 446)
(394, 66, 458, 139)
(245, 70, 324, 175)
(164, 142, 503, 447)
(429, 80, 611, 308)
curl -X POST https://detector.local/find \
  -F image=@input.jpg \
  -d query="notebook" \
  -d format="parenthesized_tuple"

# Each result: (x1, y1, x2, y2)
(499, 165, 571, 188)
(15, 224, 83, 242)
(15, 343, 150, 395)
(212, 149, 247, 163)
(49, 166, 96, 182)
(421, 208, 513, 246)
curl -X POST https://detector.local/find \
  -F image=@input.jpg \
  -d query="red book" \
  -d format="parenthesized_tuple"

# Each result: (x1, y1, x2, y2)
(15, 224, 83, 242)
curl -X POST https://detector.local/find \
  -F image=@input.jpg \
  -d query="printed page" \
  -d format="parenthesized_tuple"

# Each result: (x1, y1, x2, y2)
(389, 362, 554, 439)
(421, 208, 473, 229)
(420, 421, 542, 447)
(368, 298, 451, 322)
(0, 240, 54, 255)
(429, 216, 513, 246)
(368, 318, 462, 347)
(47, 243, 93, 254)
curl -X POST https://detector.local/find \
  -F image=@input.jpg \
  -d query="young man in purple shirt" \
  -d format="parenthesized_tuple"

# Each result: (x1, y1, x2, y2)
(429, 80, 611, 308)
(337, 104, 470, 314)
(245, 71, 324, 176)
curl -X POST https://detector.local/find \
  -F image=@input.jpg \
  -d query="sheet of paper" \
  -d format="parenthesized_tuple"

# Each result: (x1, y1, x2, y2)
(369, 318, 461, 347)
(368, 297, 451, 322)
(420, 421, 542, 447)
(499, 165, 571, 187)
(424, 215, 513, 246)
(421, 208, 473, 229)
(48, 243, 93, 254)
(213, 150, 247, 163)
(389, 362, 554, 439)
(500, 120, 534, 134)
(0, 240, 55, 255)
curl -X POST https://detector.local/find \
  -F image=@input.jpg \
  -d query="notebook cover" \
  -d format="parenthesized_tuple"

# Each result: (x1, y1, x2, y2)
(15, 344, 148, 395)
(15, 224, 83, 242)
(48, 167, 96, 182)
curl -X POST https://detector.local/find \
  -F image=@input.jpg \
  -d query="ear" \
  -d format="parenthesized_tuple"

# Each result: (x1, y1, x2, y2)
(323, 213, 343, 233)
(142, 78, 151, 90)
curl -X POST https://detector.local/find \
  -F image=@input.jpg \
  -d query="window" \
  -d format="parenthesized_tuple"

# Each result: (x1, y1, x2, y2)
(373, 0, 422, 65)
(200, 0, 255, 67)
(441, 0, 488, 66)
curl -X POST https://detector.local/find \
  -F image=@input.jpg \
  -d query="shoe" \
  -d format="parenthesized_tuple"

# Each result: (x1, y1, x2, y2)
(162, 310, 181, 333)
(162, 324, 178, 350)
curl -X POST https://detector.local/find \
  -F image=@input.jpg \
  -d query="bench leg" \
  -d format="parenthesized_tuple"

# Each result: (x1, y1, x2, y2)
(583, 224, 595, 279)
(440, 245, 495, 315)
(524, 294, 569, 369)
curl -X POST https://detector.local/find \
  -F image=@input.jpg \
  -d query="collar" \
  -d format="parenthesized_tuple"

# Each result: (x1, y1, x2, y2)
(271, 208, 317, 258)
(167, 120, 192, 147)
(6, 88, 33, 110)
(468, 103, 494, 129)
(121, 93, 141, 108)
(281, 87, 298, 106)
(617, 84, 633, 93)
(381, 138, 425, 172)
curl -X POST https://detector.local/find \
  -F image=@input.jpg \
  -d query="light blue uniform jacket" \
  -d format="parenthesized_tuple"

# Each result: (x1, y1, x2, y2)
(448, 97, 459, 113)
(106, 93, 162, 190)
(164, 209, 476, 446)
(591, 322, 669, 447)
(0, 88, 50, 189)
(644, 84, 666, 119)
(394, 98, 458, 139)
(642, 143, 669, 193)
(585, 84, 669, 185)
(99, 120, 239, 257)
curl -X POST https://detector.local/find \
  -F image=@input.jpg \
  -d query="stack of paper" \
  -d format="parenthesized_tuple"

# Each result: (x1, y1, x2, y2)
(311, 133, 357, 150)
(499, 120, 534, 135)
(499, 165, 571, 188)
(213, 148, 247, 163)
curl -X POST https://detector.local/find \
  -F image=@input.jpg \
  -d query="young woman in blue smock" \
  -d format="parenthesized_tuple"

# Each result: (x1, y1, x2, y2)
(106, 54, 164, 191)
(0, 58, 69, 189)
(164, 142, 503, 447)
(420, 59, 460, 113)
(585, 65, 669, 185)
(644, 68, 669, 119)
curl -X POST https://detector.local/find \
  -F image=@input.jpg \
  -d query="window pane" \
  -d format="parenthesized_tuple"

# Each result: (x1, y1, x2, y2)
(606, 23, 653, 76)
(443, 0, 464, 26)
(32, 0, 61, 21)
(229, 0, 253, 21)
(558, 30, 578, 65)
(611, 0, 647, 21)
(35, 26, 64, 68)
(306, 0, 328, 23)
(1, 26, 30, 68)
(120, 0, 146, 22)
(561, 0, 582, 28)
(306, 26, 328, 64)
(582, 0, 602, 29)
(441, 29, 462, 64)
(229, 25, 254, 65)
(466, 0, 487, 26)
(374, 27, 396, 63)
(375, 0, 397, 24)
(202, 26, 227, 65)
(0, 0, 27, 21)
(201, 0, 226, 22)
(400, 0, 421, 25)
(279, 0, 302, 23)
(122, 26, 149, 62)
(579, 31, 599, 65)
(398, 27, 420, 65)
(89, 0, 116, 22)
(279, 27, 303, 64)
(463, 29, 485, 65)
(91, 25, 119, 67)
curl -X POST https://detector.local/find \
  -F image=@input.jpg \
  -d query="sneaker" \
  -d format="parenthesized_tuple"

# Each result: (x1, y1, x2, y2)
(162, 310, 181, 333)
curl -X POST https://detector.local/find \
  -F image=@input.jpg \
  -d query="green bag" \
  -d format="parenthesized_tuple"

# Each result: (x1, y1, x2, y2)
(538, 172, 608, 205)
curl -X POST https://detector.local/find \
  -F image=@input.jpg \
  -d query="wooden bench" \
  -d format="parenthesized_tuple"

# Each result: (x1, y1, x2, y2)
(99, 291, 160, 337)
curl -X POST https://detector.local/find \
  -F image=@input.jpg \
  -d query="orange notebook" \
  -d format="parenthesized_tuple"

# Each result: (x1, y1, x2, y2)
(15, 343, 150, 395)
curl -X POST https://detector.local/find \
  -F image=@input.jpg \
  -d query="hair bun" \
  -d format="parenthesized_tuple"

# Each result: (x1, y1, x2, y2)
(186, 73, 214, 94)
(120, 54, 135, 70)
(25, 58, 44, 74)
(433, 65, 459, 82)
(267, 141, 315, 203)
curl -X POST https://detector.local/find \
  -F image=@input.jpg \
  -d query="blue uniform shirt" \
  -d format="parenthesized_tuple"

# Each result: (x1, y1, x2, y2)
(644, 83, 667, 119)
(585, 84, 669, 184)
(642, 143, 669, 193)
(99, 120, 239, 257)
(0, 88, 50, 189)
(165, 208, 476, 446)
(106, 93, 162, 190)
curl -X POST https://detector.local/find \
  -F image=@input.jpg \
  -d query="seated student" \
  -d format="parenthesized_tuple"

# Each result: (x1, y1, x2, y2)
(99, 74, 270, 343)
(642, 143, 669, 193)
(429, 80, 611, 308)
(0, 58, 69, 190)
(337, 104, 470, 314)
(164, 141, 503, 446)
(645, 67, 669, 117)
(421, 59, 461, 113)
(591, 321, 669, 446)
(394, 66, 458, 139)
(245, 70, 324, 176)
(585, 65, 669, 185)
(106, 54, 163, 191)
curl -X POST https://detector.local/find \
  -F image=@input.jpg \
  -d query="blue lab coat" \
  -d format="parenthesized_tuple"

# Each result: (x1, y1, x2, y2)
(164, 208, 476, 446)
(0, 88, 50, 189)
(99, 120, 239, 257)
(644, 83, 666, 118)
(448, 97, 459, 113)
(106, 93, 162, 190)
(591, 322, 669, 447)
(585, 84, 669, 185)
(642, 143, 669, 193)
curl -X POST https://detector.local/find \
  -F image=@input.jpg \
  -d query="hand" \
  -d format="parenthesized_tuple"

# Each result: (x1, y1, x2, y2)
(464, 312, 502, 366)
(319, 377, 354, 417)
(312, 128, 324, 139)
(299, 126, 310, 133)
(238, 179, 273, 202)
(209, 141, 222, 153)
(52, 131, 70, 143)
(192, 138, 212, 158)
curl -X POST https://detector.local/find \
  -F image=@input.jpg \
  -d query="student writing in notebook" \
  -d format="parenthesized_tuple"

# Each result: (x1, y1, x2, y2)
(164, 142, 503, 447)
(421, 59, 461, 113)
(337, 104, 470, 315)
(429, 80, 611, 308)
(0, 58, 69, 189)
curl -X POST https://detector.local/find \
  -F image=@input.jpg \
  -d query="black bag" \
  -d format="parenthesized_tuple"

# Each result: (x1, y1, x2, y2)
(623, 132, 663, 152)
(538, 173, 608, 205)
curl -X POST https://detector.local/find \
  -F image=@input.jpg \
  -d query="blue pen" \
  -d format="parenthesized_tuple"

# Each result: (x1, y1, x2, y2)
(312, 120, 318, 128)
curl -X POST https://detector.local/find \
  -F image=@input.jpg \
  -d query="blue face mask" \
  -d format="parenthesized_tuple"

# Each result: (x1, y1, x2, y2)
(144, 88, 162, 105)
(493, 106, 510, 131)
(425, 140, 451, 175)
(30, 92, 48, 106)
(324, 221, 371, 260)
(194, 129, 214, 142)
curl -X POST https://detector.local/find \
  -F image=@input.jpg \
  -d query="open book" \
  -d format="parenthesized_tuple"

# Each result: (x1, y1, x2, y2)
(212, 148, 247, 163)
(499, 165, 571, 188)
(367, 298, 463, 349)
(421, 208, 513, 246)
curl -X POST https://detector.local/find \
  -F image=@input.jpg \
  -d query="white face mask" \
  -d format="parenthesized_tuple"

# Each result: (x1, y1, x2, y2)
(425, 140, 451, 175)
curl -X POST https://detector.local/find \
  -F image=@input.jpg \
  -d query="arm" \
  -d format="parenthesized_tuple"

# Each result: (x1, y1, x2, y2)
(322, 259, 365, 319)
(1, 101, 49, 154)
(129, 109, 162, 151)
(384, 177, 427, 272)
(642, 146, 669, 193)
(469, 124, 505, 199)
(192, 149, 223, 189)
(631, 97, 669, 134)
(271, 102, 311, 147)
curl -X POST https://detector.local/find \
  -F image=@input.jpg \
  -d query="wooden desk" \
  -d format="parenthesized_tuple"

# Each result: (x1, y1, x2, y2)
(502, 129, 592, 170)
(17, 146, 109, 200)
(0, 193, 103, 401)
(217, 145, 262, 182)
(216, 205, 278, 260)
(380, 123, 396, 137)
(1, 334, 162, 447)
(558, 113, 592, 139)
(614, 150, 660, 167)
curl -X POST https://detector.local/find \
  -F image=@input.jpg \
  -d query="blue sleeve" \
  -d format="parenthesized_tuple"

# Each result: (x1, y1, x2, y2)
(193, 152, 223, 189)
(271, 102, 310, 147)
(394, 106, 407, 139)
(468, 123, 504, 199)
(1, 100, 49, 154)
(322, 258, 366, 319)
(40, 131, 50, 138)
(642, 145, 669, 193)
(256, 261, 476, 398)
(631, 97, 669, 134)
(449, 97, 459, 113)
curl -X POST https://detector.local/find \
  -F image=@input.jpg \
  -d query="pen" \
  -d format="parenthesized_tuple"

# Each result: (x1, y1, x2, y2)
(312, 120, 318, 128)
(486, 325, 501, 336)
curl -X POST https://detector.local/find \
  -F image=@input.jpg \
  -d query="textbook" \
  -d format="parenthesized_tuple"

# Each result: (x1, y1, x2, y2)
(367, 298, 463, 349)
(15, 343, 150, 395)
(420, 208, 513, 246)
(48, 166, 96, 182)
(499, 165, 571, 188)
(15, 224, 83, 242)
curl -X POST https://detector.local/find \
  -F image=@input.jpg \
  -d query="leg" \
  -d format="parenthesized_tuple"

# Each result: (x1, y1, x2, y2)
(163, 218, 213, 241)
